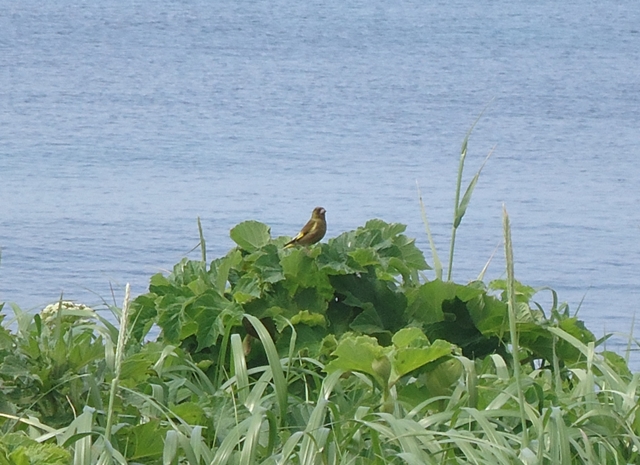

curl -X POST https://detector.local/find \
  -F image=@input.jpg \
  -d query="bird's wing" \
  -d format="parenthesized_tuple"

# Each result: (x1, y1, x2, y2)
(289, 231, 305, 242)
(284, 227, 307, 247)
(295, 219, 316, 239)
(284, 217, 319, 248)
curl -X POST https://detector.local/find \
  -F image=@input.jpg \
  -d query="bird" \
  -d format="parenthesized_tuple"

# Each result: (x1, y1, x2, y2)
(284, 207, 327, 248)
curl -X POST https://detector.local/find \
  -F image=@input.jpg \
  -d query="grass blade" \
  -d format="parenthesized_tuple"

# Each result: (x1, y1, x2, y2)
(210, 417, 251, 465)
(239, 409, 265, 465)
(299, 370, 343, 464)
(454, 147, 494, 229)
(243, 314, 288, 424)
(416, 181, 442, 280)
(230, 333, 250, 405)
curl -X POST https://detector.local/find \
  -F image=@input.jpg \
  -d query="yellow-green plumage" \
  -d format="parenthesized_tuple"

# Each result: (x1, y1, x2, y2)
(284, 207, 327, 248)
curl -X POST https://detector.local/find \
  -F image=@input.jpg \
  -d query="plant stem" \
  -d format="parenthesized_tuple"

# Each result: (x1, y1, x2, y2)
(104, 283, 131, 443)
(447, 145, 466, 281)
(198, 216, 207, 264)
(502, 206, 529, 448)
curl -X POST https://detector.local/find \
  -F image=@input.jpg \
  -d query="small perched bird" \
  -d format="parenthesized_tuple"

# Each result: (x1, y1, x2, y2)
(284, 207, 327, 248)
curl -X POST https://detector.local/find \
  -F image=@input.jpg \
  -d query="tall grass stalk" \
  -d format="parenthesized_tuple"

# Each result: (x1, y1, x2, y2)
(104, 283, 131, 443)
(625, 311, 636, 364)
(197, 216, 206, 264)
(502, 206, 529, 448)
(447, 131, 470, 282)
(447, 141, 493, 281)
(434, 109, 494, 281)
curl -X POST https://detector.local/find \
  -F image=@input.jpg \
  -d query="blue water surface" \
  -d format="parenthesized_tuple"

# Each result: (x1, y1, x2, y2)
(1, 0, 640, 358)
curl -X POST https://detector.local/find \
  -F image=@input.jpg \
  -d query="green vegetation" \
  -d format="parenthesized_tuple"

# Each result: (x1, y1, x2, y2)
(2, 135, 639, 464)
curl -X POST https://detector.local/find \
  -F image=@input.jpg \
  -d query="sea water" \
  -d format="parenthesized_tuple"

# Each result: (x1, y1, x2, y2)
(1, 0, 639, 360)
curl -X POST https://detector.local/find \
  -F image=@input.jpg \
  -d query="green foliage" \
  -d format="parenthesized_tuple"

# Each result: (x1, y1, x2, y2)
(0, 433, 70, 465)
(1, 215, 638, 464)
(325, 330, 455, 410)
(125, 218, 605, 387)
(0, 302, 107, 429)
(230, 220, 272, 252)
(3, 122, 637, 463)
(128, 219, 430, 366)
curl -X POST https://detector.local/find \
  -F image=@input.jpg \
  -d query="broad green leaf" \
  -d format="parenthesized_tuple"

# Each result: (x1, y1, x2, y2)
(489, 279, 537, 304)
(331, 275, 407, 334)
(171, 402, 206, 425)
(392, 236, 430, 271)
(392, 327, 429, 349)
(129, 293, 160, 342)
(0, 322, 14, 350)
(350, 306, 384, 334)
(232, 274, 262, 304)
(454, 283, 485, 302)
(230, 220, 271, 252)
(542, 316, 596, 364)
(559, 317, 594, 344)
(391, 339, 453, 382)
(287, 323, 328, 356)
(148, 273, 172, 294)
(68, 333, 105, 371)
(418, 356, 464, 397)
(325, 334, 385, 380)
(466, 293, 508, 335)
(187, 276, 214, 296)
(119, 352, 154, 387)
(365, 219, 407, 239)
(280, 249, 333, 299)
(169, 258, 208, 287)
(406, 279, 458, 324)
(293, 286, 330, 314)
(119, 421, 166, 462)
(290, 310, 326, 327)
(280, 248, 315, 283)
(514, 301, 537, 323)
(601, 351, 631, 377)
(210, 249, 242, 293)
(387, 257, 412, 282)
(192, 295, 236, 350)
(348, 248, 380, 267)
(324, 230, 357, 253)
(157, 295, 188, 343)
(317, 242, 362, 275)
(251, 245, 285, 283)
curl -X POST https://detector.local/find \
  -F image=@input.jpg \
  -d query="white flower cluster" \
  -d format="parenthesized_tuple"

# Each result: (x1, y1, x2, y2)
(40, 301, 96, 326)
